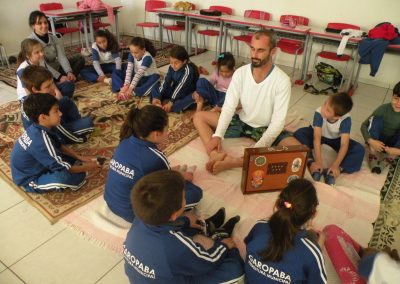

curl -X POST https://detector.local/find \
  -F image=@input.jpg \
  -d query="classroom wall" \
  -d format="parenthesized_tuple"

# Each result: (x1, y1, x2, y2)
(1, 0, 399, 88)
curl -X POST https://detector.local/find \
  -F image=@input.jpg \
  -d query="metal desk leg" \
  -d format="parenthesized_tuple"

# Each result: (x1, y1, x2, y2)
(115, 10, 120, 44)
(303, 35, 314, 81)
(159, 15, 163, 49)
(217, 21, 224, 59)
(346, 47, 359, 91)
(82, 15, 90, 50)
(49, 17, 57, 36)
(300, 34, 310, 81)
(188, 18, 192, 53)
(89, 13, 95, 44)
(222, 25, 228, 53)
(185, 16, 189, 52)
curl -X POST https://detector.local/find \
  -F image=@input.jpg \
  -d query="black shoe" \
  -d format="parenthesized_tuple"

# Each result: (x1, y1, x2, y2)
(210, 215, 240, 240)
(205, 207, 226, 229)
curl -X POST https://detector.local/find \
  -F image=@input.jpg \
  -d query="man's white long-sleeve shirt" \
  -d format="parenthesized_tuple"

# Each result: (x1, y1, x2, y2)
(214, 64, 291, 147)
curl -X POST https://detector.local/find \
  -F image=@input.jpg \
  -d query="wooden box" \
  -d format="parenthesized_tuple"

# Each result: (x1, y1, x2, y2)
(241, 145, 309, 194)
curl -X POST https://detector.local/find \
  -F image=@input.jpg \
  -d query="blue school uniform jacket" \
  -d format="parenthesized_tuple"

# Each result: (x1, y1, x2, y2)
(159, 64, 198, 101)
(245, 220, 327, 284)
(10, 124, 70, 187)
(104, 136, 170, 222)
(124, 217, 230, 283)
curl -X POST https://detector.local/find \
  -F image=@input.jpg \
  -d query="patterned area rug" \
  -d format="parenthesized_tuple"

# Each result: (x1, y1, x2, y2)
(0, 82, 198, 223)
(369, 157, 400, 250)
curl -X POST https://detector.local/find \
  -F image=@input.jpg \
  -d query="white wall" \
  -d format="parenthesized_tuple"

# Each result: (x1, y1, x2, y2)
(1, 0, 399, 87)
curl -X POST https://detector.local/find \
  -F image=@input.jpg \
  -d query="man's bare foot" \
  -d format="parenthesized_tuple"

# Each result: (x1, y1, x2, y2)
(206, 151, 227, 172)
(196, 96, 204, 112)
(212, 156, 241, 175)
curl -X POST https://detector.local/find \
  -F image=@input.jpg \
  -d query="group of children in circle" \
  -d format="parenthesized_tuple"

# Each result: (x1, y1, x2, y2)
(9, 9, 400, 284)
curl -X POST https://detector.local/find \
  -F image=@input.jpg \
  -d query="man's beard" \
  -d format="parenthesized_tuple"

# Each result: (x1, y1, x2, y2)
(251, 56, 270, 68)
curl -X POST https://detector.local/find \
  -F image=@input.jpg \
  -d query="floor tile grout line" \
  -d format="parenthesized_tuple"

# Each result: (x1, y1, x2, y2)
(94, 258, 124, 284)
(4, 267, 28, 284)
(8, 228, 67, 268)
(0, 200, 25, 215)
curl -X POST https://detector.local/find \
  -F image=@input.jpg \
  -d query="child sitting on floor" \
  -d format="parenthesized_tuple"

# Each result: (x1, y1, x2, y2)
(151, 46, 199, 113)
(245, 179, 327, 284)
(21, 65, 93, 144)
(80, 29, 121, 85)
(10, 93, 100, 193)
(16, 38, 75, 100)
(112, 37, 160, 100)
(104, 105, 202, 223)
(192, 52, 235, 112)
(123, 170, 244, 284)
(361, 81, 400, 173)
(293, 92, 364, 185)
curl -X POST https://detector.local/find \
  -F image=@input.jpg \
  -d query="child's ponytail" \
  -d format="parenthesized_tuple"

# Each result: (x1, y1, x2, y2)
(119, 105, 168, 141)
(259, 179, 318, 262)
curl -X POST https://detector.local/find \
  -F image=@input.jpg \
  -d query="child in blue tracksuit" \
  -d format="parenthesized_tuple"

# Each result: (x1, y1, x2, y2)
(293, 92, 364, 185)
(151, 46, 199, 113)
(112, 37, 160, 99)
(245, 179, 327, 284)
(80, 29, 121, 85)
(104, 105, 202, 223)
(16, 38, 75, 100)
(21, 65, 93, 144)
(123, 170, 244, 283)
(10, 93, 101, 193)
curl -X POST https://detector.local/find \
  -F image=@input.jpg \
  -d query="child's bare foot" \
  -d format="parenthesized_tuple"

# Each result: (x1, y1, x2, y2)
(211, 156, 241, 175)
(206, 150, 227, 172)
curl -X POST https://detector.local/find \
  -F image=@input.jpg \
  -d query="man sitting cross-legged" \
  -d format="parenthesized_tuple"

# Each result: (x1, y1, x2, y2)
(193, 29, 291, 174)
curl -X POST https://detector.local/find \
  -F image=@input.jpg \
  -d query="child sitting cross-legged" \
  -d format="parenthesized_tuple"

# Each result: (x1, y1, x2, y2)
(21, 65, 94, 144)
(361, 81, 400, 174)
(292, 92, 365, 185)
(123, 170, 244, 284)
(192, 52, 235, 112)
(10, 93, 101, 193)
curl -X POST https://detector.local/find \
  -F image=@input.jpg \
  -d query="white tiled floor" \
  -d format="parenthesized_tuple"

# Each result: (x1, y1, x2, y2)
(0, 51, 393, 283)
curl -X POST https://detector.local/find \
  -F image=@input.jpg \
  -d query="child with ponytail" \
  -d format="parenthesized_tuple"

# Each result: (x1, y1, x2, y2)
(104, 105, 202, 223)
(112, 37, 160, 100)
(244, 179, 327, 283)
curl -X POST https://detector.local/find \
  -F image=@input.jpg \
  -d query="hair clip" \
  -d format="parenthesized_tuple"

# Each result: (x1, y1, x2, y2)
(284, 201, 292, 209)
(218, 53, 225, 59)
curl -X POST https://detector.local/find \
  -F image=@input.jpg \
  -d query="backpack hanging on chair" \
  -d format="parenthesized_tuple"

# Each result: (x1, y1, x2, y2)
(315, 62, 343, 86)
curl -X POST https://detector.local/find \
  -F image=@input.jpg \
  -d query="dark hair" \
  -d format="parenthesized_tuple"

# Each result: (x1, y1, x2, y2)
(28, 10, 47, 27)
(330, 92, 353, 116)
(259, 179, 318, 262)
(169, 45, 199, 81)
(23, 93, 58, 123)
(393, 81, 400, 97)
(253, 29, 277, 49)
(22, 65, 53, 93)
(17, 38, 42, 67)
(129, 37, 157, 57)
(217, 52, 235, 71)
(119, 105, 168, 141)
(131, 170, 185, 225)
(94, 29, 119, 53)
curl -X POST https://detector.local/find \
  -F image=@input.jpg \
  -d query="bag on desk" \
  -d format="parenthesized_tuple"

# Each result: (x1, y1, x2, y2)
(316, 62, 343, 86)
(199, 9, 222, 16)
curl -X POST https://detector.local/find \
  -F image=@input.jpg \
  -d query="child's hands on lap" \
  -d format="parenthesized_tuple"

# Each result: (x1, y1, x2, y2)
(162, 101, 173, 113)
(221, 238, 237, 249)
(59, 76, 69, 83)
(384, 146, 398, 156)
(67, 72, 76, 82)
(83, 161, 102, 171)
(328, 164, 341, 178)
(310, 161, 322, 173)
(368, 138, 385, 152)
(152, 98, 162, 107)
(97, 75, 106, 82)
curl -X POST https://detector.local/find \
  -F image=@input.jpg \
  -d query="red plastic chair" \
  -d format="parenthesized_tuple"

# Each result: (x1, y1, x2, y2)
(232, 10, 271, 57)
(313, 23, 361, 89)
(39, 2, 81, 47)
(197, 6, 233, 58)
(277, 15, 310, 79)
(163, 3, 196, 45)
(136, 0, 167, 41)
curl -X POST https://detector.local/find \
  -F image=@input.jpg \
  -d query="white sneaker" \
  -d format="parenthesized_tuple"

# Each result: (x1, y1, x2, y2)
(80, 48, 91, 57)
(104, 78, 112, 86)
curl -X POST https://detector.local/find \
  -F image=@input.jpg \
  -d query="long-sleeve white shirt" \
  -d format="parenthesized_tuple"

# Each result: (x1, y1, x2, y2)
(214, 64, 291, 147)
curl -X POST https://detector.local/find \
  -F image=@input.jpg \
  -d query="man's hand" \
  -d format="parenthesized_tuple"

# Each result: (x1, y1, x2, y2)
(368, 138, 385, 152)
(67, 72, 76, 82)
(206, 136, 222, 155)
